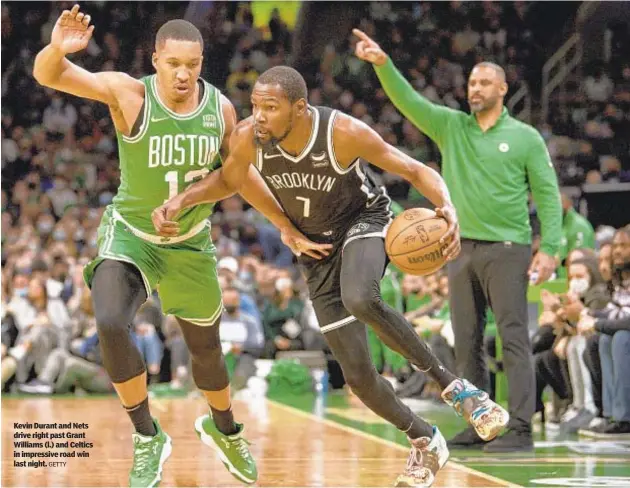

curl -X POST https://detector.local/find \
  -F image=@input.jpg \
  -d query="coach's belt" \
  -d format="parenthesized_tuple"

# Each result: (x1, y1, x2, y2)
(112, 208, 208, 245)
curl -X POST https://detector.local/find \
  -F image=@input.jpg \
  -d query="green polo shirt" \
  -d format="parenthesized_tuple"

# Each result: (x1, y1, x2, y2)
(559, 208, 596, 262)
(374, 59, 562, 256)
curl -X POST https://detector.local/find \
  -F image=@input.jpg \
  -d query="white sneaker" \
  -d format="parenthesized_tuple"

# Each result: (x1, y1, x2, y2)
(395, 426, 449, 487)
(560, 406, 580, 423)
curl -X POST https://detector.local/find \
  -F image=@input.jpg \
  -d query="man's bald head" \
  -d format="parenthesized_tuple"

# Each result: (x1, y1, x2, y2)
(467, 62, 508, 114)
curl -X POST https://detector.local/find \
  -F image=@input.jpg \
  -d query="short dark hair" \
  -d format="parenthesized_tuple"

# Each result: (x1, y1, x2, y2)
(473, 62, 506, 82)
(256, 66, 308, 103)
(155, 19, 203, 50)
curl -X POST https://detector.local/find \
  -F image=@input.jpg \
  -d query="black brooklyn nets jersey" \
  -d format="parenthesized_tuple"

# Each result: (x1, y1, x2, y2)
(254, 106, 390, 241)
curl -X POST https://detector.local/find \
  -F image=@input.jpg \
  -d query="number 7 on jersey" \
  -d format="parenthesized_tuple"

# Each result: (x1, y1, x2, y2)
(296, 196, 310, 218)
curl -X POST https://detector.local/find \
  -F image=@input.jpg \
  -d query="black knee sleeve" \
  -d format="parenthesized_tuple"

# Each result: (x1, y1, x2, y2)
(177, 317, 229, 391)
(91, 260, 147, 383)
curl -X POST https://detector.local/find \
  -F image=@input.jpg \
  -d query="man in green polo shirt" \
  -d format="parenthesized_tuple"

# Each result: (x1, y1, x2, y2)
(354, 29, 562, 453)
(559, 192, 596, 265)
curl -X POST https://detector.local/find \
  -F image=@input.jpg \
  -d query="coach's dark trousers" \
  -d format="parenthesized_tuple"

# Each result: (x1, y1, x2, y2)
(448, 239, 535, 431)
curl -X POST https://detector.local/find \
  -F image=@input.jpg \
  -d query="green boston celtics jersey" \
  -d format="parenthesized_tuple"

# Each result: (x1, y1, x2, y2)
(113, 74, 224, 236)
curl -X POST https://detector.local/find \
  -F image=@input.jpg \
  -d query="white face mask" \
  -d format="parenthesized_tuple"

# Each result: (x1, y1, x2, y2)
(569, 278, 590, 296)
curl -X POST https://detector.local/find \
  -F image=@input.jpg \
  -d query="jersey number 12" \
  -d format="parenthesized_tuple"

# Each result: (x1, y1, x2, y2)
(164, 169, 210, 202)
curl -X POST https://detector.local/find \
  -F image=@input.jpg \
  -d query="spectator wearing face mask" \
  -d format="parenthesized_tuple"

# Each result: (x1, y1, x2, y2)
(219, 287, 264, 391)
(554, 256, 610, 432)
(217, 256, 260, 321)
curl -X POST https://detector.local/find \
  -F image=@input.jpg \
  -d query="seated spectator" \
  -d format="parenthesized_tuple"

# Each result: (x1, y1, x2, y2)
(17, 346, 112, 395)
(12, 277, 61, 384)
(555, 256, 610, 432)
(217, 256, 260, 321)
(577, 225, 630, 437)
(261, 277, 323, 359)
(131, 297, 164, 384)
(17, 284, 109, 395)
(583, 241, 614, 418)
(162, 315, 191, 391)
(219, 287, 264, 391)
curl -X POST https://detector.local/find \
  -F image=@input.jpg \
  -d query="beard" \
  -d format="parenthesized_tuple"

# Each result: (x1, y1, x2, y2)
(612, 259, 630, 284)
(469, 96, 499, 113)
(254, 116, 294, 149)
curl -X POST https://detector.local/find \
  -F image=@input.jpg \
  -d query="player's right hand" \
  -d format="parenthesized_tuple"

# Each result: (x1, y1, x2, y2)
(352, 29, 388, 66)
(51, 4, 95, 54)
(152, 200, 182, 237)
(280, 227, 332, 260)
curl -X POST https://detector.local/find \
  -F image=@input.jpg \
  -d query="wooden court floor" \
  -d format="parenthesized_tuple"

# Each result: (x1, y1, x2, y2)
(2, 395, 513, 487)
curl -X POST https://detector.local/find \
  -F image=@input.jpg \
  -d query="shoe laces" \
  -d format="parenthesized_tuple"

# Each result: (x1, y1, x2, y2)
(452, 387, 483, 417)
(404, 440, 436, 481)
(229, 436, 252, 459)
(131, 438, 154, 473)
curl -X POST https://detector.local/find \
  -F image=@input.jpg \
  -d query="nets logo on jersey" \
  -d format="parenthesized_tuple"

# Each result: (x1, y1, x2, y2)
(311, 151, 330, 168)
(203, 114, 217, 129)
(347, 222, 369, 237)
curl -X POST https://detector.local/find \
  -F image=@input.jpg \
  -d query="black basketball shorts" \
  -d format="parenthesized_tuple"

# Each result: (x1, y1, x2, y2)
(298, 196, 392, 333)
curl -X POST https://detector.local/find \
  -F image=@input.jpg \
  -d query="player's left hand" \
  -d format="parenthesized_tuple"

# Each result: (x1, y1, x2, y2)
(436, 205, 461, 261)
(280, 227, 333, 260)
(152, 200, 182, 237)
(528, 251, 556, 285)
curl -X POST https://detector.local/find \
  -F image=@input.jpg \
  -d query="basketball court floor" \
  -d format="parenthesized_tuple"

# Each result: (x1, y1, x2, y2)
(2, 391, 630, 487)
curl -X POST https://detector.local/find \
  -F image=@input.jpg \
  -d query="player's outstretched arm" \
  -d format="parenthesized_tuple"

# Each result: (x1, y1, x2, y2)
(33, 4, 140, 107)
(333, 114, 461, 260)
(352, 28, 454, 146)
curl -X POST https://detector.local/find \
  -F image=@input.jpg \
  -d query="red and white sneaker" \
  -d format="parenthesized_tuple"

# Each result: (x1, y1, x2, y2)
(395, 426, 449, 488)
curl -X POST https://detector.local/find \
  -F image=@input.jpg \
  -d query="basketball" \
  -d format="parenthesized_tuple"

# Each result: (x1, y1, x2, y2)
(385, 208, 449, 275)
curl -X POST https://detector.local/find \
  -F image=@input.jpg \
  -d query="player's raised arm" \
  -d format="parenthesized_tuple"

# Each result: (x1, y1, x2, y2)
(333, 113, 461, 260)
(33, 4, 141, 107)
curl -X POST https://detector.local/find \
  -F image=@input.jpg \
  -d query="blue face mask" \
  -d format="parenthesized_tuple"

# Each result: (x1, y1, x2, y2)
(239, 271, 253, 282)
(15, 287, 28, 298)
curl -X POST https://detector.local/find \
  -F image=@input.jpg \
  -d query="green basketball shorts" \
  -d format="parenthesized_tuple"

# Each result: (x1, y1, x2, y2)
(84, 206, 222, 326)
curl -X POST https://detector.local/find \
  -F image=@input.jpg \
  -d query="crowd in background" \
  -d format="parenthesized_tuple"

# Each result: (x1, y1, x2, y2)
(2, 2, 629, 439)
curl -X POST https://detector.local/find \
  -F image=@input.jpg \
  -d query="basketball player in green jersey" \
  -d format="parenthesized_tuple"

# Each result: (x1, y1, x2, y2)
(33, 5, 329, 487)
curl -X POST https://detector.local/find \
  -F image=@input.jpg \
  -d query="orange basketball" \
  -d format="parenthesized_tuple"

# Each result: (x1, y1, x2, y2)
(385, 208, 449, 276)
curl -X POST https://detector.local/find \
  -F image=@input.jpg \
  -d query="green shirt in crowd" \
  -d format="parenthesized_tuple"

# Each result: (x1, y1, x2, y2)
(261, 298, 304, 340)
(374, 59, 563, 256)
(559, 208, 596, 262)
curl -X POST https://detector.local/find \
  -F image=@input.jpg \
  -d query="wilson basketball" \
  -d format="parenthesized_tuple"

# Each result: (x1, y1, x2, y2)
(385, 208, 449, 276)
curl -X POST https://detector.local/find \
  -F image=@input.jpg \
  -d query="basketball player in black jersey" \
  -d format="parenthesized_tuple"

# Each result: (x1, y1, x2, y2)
(153, 66, 509, 487)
